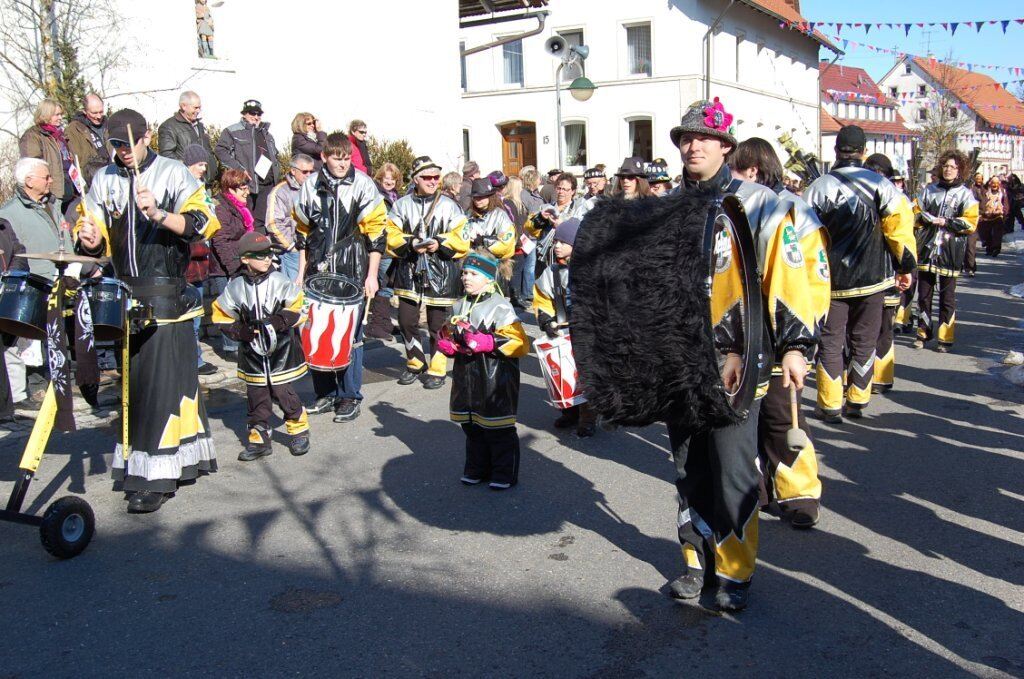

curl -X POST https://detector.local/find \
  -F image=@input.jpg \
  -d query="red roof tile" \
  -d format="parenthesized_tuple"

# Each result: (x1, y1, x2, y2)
(912, 57, 1024, 131)
(820, 63, 895, 106)
(830, 116, 919, 138)
(820, 108, 842, 134)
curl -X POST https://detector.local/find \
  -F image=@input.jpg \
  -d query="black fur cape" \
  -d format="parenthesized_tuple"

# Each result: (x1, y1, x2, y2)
(569, 190, 740, 431)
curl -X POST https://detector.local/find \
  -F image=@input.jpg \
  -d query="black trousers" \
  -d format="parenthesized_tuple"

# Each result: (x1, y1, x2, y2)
(978, 218, 1004, 257)
(668, 403, 761, 586)
(757, 376, 820, 511)
(816, 292, 885, 412)
(462, 423, 520, 485)
(247, 383, 306, 432)
(873, 301, 898, 389)
(964, 230, 979, 273)
(917, 271, 957, 346)
(249, 182, 275, 232)
(398, 299, 449, 377)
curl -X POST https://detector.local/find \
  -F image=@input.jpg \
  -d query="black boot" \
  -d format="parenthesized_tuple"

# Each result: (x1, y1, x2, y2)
(127, 490, 169, 513)
(667, 573, 704, 601)
(364, 295, 394, 341)
(239, 426, 273, 461)
(714, 583, 750, 612)
(288, 432, 310, 456)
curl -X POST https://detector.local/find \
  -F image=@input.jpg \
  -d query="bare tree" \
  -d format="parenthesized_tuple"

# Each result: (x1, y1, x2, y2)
(916, 58, 973, 170)
(0, 0, 124, 138)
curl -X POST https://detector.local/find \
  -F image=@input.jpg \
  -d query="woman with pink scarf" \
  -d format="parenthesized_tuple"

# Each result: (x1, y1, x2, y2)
(18, 98, 78, 213)
(210, 168, 255, 357)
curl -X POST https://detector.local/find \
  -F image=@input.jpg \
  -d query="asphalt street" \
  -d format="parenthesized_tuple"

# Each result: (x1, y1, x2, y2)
(0, 251, 1022, 678)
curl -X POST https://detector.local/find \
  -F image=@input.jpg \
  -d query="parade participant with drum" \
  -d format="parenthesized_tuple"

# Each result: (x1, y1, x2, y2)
(437, 251, 529, 490)
(912, 151, 979, 353)
(211, 232, 310, 461)
(293, 132, 389, 422)
(803, 126, 916, 422)
(76, 109, 221, 514)
(386, 156, 469, 390)
(532, 218, 594, 438)
(731, 137, 831, 529)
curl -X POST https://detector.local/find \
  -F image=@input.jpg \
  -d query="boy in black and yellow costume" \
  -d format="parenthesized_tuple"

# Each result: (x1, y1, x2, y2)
(912, 150, 979, 353)
(76, 109, 221, 514)
(212, 232, 310, 461)
(803, 126, 916, 423)
(665, 98, 828, 610)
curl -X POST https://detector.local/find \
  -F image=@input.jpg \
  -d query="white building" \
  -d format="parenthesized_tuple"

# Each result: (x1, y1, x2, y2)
(878, 56, 1024, 178)
(458, 0, 838, 177)
(1, 1, 465, 171)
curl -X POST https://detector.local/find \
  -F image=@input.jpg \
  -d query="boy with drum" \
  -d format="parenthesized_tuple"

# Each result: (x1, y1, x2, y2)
(211, 232, 310, 461)
(385, 156, 469, 390)
(437, 251, 529, 490)
(293, 133, 389, 423)
(531, 218, 595, 438)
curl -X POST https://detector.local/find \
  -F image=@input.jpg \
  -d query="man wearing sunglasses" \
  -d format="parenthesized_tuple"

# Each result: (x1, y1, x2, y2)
(385, 156, 468, 389)
(265, 153, 316, 284)
(215, 99, 280, 230)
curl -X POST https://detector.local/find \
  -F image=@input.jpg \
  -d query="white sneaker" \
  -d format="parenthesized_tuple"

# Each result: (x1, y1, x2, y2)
(460, 476, 482, 485)
(488, 481, 512, 490)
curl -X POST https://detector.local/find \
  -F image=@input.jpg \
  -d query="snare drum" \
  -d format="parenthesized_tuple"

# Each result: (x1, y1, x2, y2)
(534, 332, 587, 409)
(301, 273, 364, 371)
(82, 277, 131, 341)
(0, 271, 53, 340)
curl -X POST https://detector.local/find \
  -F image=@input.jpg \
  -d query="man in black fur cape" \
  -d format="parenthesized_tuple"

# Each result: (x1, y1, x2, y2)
(571, 97, 828, 612)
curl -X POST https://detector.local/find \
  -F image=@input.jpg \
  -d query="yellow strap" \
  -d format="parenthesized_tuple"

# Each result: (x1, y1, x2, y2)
(121, 333, 130, 460)
(18, 384, 57, 473)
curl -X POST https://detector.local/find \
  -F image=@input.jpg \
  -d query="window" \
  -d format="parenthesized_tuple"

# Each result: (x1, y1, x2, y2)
(503, 39, 524, 86)
(563, 122, 587, 167)
(904, 63, 912, 75)
(889, 86, 897, 97)
(195, 0, 216, 58)
(558, 30, 585, 82)
(463, 129, 470, 162)
(460, 41, 467, 91)
(626, 24, 652, 76)
(917, 85, 927, 96)
(918, 108, 928, 122)
(628, 118, 653, 161)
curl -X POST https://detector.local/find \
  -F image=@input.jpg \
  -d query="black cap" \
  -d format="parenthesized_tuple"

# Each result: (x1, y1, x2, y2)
(547, 168, 562, 177)
(836, 125, 867, 153)
(241, 99, 263, 115)
(238, 231, 274, 256)
(864, 153, 894, 178)
(583, 167, 605, 179)
(614, 156, 646, 178)
(470, 178, 496, 198)
(107, 109, 148, 144)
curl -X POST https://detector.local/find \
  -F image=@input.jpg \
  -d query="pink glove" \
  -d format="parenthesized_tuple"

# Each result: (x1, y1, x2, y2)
(463, 331, 495, 353)
(437, 338, 458, 356)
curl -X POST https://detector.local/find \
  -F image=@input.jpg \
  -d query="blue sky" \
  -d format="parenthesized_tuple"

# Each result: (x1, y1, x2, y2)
(800, 1, 1022, 84)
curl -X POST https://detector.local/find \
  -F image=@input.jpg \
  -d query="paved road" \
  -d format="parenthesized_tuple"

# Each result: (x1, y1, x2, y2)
(1, 252, 1022, 678)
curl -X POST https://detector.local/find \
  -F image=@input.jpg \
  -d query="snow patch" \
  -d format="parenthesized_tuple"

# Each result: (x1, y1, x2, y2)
(1005, 365, 1024, 388)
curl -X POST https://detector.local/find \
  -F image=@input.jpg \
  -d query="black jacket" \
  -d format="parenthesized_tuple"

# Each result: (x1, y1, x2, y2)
(158, 111, 216, 183)
(215, 120, 281, 193)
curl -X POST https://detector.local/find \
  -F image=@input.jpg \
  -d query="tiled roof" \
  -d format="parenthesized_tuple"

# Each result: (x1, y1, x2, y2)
(912, 56, 1024, 131)
(820, 108, 842, 134)
(739, 0, 842, 53)
(459, 0, 548, 19)
(830, 116, 920, 138)
(820, 62, 895, 106)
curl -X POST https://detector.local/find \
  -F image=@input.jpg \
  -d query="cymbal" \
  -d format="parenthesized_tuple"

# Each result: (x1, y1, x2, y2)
(17, 251, 103, 265)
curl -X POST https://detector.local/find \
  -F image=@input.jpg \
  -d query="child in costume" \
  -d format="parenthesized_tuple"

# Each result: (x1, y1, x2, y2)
(437, 251, 529, 489)
(532, 218, 596, 437)
(212, 232, 311, 460)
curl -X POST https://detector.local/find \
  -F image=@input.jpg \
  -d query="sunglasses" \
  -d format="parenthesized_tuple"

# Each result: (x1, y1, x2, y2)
(419, 175, 441, 181)
(356, 129, 367, 134)
(293, 168, 315, 175)
(243, 252, 273, 260)
(109, 139, 134, 149)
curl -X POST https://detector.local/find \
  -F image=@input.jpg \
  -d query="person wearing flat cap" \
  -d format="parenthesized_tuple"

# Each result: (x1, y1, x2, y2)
(215, 99, 280, 230)
(611, 156, 652, 199)
(385, 155, 470, 389)
(804, 125, 916, 422)
(663, 96, 831, 610)
(212, 231, 310, 462)
(76, 108, 222, 514)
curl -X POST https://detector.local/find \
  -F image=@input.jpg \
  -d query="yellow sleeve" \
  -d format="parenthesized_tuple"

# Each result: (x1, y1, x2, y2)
(358, 200, 389, 244)
(487, 214, 517, 259)
(762, 213, 826, 359)
(441, 219, 473, 259)
(880, 195, 917, 273)
(951, 199, 979, 235)
(495, 320, 530, 358)
(179, 186, 221, 240)
(385, 218, 411, 257)
(532, 285, 555, 322)
(523, 213, 543, 239)
(211, 297, 237, 324)
(75, 197, 111, 256)
(293, 195, 312, 238)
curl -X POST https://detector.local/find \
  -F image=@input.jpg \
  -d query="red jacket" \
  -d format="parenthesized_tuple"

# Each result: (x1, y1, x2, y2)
(348, 134, 372, 175)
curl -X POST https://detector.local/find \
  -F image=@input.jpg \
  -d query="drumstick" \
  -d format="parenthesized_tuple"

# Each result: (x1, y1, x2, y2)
(125, 126, 142, 182)
(786, 383, 809, 452)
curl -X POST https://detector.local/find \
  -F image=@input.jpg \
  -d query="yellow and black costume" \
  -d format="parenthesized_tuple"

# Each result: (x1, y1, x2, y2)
(803, 159, 916, 417)
(77, 138, 220, 497)
(913, 180, 979, 348)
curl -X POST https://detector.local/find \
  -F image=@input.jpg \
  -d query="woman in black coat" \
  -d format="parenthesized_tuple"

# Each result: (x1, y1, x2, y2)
(290, 112, 328, 170)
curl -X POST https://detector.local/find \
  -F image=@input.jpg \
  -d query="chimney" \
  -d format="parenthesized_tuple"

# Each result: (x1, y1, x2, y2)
(783, 0, 801, 12)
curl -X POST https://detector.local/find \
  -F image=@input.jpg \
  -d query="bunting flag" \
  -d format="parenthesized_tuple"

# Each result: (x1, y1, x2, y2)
(778, 17, 1024, 35)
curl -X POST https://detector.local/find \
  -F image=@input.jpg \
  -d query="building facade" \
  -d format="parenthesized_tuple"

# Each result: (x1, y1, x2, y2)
(878, 56, 1024, 178)
(458, 0, 835, 177)
(819, 63, 918, 174)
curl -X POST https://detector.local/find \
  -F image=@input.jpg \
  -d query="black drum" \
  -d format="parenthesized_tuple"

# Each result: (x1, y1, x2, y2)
(82, 277, 131, 341)
(0, 271, 52, 340)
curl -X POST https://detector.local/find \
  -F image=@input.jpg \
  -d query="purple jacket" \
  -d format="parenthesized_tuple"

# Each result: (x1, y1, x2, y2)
(210, 199, 249, 277)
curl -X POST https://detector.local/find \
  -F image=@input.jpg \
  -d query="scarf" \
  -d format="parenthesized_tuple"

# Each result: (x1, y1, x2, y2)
(223, 191, 254, 231)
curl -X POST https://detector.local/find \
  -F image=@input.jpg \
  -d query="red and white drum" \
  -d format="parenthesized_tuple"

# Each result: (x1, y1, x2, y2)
(301, 273, 363, 371)
(534, 333, 587, 409)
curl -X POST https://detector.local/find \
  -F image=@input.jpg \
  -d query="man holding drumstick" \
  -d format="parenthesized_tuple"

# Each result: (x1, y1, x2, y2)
(76, 109, 221, 514)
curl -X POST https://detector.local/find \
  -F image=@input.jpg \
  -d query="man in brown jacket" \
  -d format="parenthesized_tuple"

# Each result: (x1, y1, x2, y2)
(65, 93, 108, 187)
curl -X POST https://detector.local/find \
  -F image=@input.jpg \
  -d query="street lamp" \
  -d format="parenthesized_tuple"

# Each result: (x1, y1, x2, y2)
(546, 36, 595, 169)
